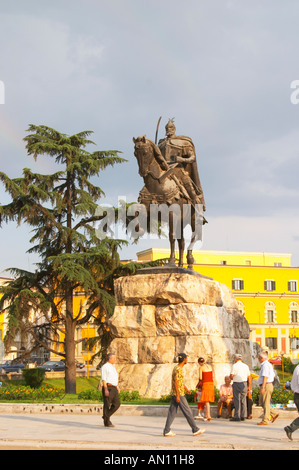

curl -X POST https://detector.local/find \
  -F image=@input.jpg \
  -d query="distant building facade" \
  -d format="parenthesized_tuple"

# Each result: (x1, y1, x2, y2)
(1, 250, 299, 364)
(0, 277, 12, 362)
(137, 249, 299, 360)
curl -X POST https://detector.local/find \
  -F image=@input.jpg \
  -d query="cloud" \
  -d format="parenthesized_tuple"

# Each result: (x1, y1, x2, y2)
(202, 214, 299, 266)
(1, 1, 299, 270)
(205, 128, 299, 216)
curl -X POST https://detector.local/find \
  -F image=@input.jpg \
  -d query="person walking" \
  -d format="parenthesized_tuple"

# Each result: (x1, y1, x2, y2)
(229, 354, 251, 421)
(197, 357, 214, 421)
(163, 353, 205, 437)
(257, 351, 279, 425)
(100, 352, 121, 427)
(284, 363, 299, 440)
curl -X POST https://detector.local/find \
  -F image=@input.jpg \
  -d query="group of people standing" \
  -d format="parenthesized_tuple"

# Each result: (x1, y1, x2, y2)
(164, 351, 299, 439)
(196, 352, 280, 424)
(99, 350, 299, 442)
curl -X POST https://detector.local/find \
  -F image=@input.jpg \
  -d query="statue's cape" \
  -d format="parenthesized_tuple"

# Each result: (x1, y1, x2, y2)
(159, 135, 205, 207)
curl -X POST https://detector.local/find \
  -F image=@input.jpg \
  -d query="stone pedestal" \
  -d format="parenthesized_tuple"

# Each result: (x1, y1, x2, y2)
(108, 271, 252, 398)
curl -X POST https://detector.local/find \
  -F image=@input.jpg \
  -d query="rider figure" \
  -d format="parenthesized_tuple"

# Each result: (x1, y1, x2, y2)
(158, 119, 206, 211)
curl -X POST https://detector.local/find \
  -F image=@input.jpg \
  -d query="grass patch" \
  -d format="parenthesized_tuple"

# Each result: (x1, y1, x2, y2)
(44, 377, 100, 393)
(0, 371, 295, 405)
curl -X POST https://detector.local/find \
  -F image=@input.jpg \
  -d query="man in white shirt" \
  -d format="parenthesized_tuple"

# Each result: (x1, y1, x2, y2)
(100, 352, 120, 427)
(257, 351, 279, 425)
(284, 364, 299, 440)
(229, 354, 251, 421)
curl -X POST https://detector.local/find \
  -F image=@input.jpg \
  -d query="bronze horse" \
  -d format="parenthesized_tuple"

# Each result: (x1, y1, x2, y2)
(133, 136, 205, 269)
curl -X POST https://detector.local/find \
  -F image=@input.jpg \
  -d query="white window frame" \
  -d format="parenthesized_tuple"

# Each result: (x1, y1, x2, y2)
(288, 280, 298, 292)
(232, 278, 244, 291)
(264, 279, 276, 291)
(289, 302, 299, 324)
(264, 301, 277, 324)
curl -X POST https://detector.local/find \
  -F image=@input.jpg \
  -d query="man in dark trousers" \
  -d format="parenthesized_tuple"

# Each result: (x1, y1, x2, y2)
(284, 363, 299, 440)
(100, 352, 120, 427)
(163, 353, 205, 437)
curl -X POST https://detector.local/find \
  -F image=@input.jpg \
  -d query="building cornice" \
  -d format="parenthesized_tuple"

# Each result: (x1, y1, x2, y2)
(235, 292, 299, 299)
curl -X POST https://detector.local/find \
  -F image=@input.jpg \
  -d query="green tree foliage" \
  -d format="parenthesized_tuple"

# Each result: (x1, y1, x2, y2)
(0, 125, 127, 394)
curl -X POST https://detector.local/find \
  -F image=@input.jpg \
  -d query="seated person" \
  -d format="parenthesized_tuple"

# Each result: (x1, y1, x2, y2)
(217, 376, 233, 418)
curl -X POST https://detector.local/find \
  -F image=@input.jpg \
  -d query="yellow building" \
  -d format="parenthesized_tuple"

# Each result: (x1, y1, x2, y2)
(137, 249, 299, 360)
(45, 290, 97, 365)
(0, 280, 97, 365)
(0, 277, 14, 362)
(2, 250, 299, 364)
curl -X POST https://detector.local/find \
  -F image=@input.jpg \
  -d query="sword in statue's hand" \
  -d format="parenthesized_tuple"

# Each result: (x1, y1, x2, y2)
(155, 116, 162, 145)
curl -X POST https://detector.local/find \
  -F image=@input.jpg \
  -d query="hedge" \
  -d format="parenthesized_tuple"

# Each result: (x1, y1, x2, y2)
(22, 368, 46, 389)
(78, 389, 141, 402)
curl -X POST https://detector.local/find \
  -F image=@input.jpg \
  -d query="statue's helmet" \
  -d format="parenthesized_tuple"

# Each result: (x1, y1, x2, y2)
(165, 118, 176, 133)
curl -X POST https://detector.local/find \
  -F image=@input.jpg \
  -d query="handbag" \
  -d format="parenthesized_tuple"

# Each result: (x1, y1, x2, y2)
(196, 380, 203, 390)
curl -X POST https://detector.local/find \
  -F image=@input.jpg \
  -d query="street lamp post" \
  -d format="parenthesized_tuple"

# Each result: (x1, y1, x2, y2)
(280, 351, 285, 389)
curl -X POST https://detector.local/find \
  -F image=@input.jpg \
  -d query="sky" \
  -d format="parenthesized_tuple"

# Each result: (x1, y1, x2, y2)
(1, 0, 299, 275)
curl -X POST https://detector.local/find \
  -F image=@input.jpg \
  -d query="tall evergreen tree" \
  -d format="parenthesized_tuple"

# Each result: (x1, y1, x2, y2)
(0, 125, 127, 393)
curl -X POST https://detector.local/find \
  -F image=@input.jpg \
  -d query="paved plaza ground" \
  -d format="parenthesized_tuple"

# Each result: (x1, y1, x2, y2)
(0, 410, 298, 451)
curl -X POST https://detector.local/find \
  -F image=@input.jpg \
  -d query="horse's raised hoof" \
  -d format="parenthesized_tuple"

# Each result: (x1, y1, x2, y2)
(187, 254, 195, 270)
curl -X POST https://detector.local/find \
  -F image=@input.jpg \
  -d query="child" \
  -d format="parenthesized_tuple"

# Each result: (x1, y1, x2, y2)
(194, 382, 206, 420)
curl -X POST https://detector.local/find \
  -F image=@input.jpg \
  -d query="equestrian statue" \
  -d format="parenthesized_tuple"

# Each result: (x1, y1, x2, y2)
(133, 118, 207, 270)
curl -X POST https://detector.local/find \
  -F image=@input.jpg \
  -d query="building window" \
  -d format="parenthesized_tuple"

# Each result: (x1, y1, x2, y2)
(266, 337, 277, 350)
(289, 302, 299, 324)
(264, 279, 276, 291)
(267, 310, 274, 323)
(265, 301, 277, 324)
(291, 311, 298, 323)
(82, 338, 95, 352)
(288, 280, 298, 292)
(290, 337, 299, 350)
(232, 279, 244, 291)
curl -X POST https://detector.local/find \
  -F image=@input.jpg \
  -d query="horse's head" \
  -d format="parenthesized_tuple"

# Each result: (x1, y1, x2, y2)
(133, 135, 155, 178)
